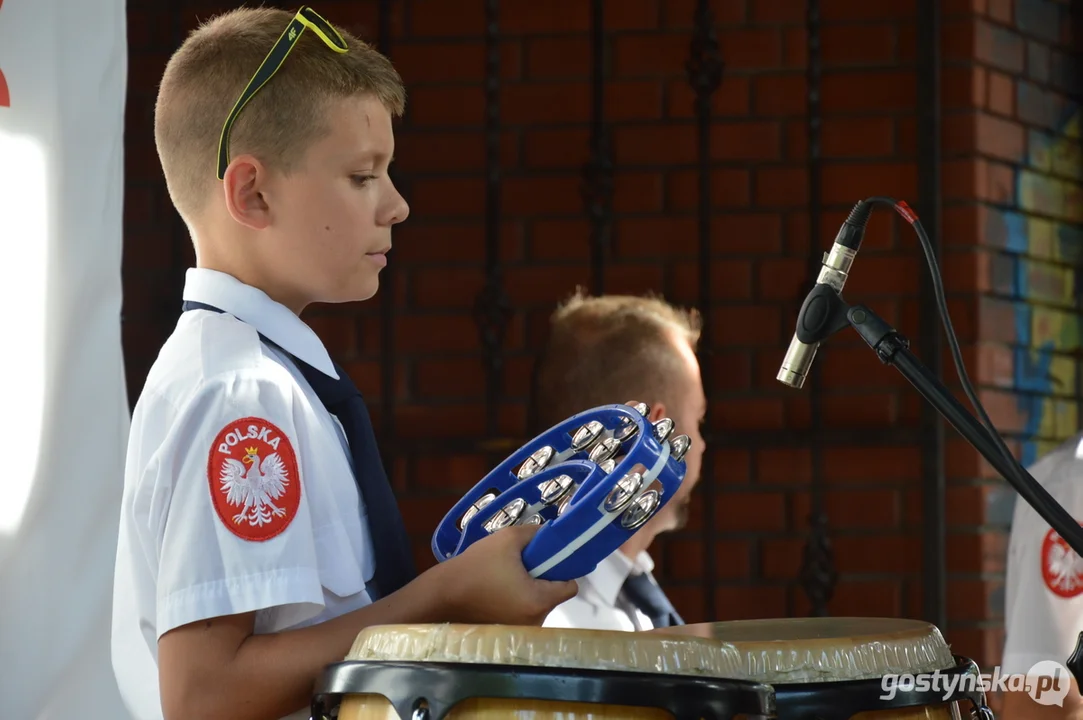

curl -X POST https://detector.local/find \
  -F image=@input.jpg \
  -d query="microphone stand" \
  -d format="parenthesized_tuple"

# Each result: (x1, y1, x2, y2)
(806, 288, 1083, 684)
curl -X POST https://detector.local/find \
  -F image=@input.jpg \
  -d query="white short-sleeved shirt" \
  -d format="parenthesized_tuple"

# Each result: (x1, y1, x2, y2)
(111, 268, 376, 720)
(543, 550, 656, 631)
(1003, 435, 1083, 676)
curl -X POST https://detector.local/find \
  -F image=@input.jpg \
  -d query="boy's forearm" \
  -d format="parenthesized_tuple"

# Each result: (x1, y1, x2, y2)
(164, 566, 462, 720)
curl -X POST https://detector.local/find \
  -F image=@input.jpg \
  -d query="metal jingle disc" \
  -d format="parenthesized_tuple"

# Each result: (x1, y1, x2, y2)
(653, 417, 675, 442)
(522, 514, 543, 526)
(599, 458, 616, 474)
(517, 445, 554, 479)
(620, 490, 660, 530)
(613, 415, 639, 442)
(557, 490, 576, 516)
(670, 434, 691, 462)
(459, 491, 498, 530)
(630, 402, 650, 417)
(571, 420, 604, 451)
(484, 497, 527, 533)
(603, 472, 643, 513)
(589, 437, 621, 464)
(538, 473, 574, 505)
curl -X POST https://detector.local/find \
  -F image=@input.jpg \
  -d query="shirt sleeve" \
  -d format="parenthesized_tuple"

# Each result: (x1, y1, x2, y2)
(1002, 450, 1083, 676)
(144, 367, 326, 638)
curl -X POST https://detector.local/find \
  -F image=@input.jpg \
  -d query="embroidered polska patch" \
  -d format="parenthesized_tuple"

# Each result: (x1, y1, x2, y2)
(207, 417, 301, 541)
(1041, 527, 1083, 599)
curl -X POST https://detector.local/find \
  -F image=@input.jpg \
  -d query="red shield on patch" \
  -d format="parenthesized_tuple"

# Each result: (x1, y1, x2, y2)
(207, 417, 301, 542)
(1042, 527, 1083, 598)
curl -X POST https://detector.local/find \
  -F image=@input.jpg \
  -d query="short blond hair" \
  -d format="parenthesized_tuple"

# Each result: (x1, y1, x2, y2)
(531, 289, 702, 429)
(155, 6, 406, 221)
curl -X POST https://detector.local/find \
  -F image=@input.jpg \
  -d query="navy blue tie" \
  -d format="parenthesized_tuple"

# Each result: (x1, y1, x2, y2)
(620, 572, 684, 628)
(181, 300, 417, 599)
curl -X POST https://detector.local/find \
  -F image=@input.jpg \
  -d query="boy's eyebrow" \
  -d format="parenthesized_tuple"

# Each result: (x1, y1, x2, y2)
(348, 151, 394, 166)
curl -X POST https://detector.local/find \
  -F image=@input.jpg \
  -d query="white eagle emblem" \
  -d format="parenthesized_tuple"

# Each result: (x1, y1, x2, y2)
(219, 446, 291, 526)
(1046, 535, 1083, 595)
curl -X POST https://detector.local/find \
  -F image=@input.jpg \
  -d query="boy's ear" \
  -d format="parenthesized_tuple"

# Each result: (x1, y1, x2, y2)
(221, 155, 271, 231)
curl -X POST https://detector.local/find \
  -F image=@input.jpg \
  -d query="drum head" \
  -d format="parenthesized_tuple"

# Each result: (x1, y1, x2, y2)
(648, 617, 957, 683)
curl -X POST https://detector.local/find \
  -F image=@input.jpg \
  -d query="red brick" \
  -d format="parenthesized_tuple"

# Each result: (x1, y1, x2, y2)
(500, 0, 591, 33)
(306, 314, 358, 358)
(821, 162, 918, 206)
(411, 268, 486, 309)
(604, 0, 661, 30)
(393, 42, 516, 83)
(762, 538, 804, 579)
(756, 447, 813, 485)
(822, 581, 903, 618)
(613, 34, 688, 77)
(714, 585, 789, 620)
(399, 495, 460, 536)
(505, 265, 591, 305)
(826, 488, 901, 528)
(821, 0, 917, 19)
(751, 0, 805, 23)
(706, 350, 755, 392)
(987, 71, 1014, 116)
(712, 213, 785, 255)
(822, 117, 896, 158)
(757, 256, 807, 300)
(667, 169, 751, 210)
(393, 220, 523, 265)
(603, 263, 666, 294)
(822, 392, 898, 426)
(667, 76, 752, 118)
(503, 82, 591, 124)
(408, 86, 485, 126)
(395, 314, 508, 354)
(824, 447, 921, 482)
(414, 358, 486, 398)
(976, 20, 1025, 73)
(976, 113, 1025, 161)
(663, 0, 747, 27)
(821, 71, 917, 113)
(944, 0, 987, 14)
(755, 167, 809, 208)
(721, 28, 784, 69)
(504, 175, 583, 215)
(711, 122, 783, 161)
(713, 397, 787, 431)
(615, 217, 698, 258)
(708, 449, 753, 487)
(712, 304, 783, 346)
(943, 66, 986, 110)
(784, 28, 807, 68)
(987, 0, 1012, 25)
(408, 177, 485, 218)
(669, 260, 755, 300)
(394, 404, 487, 439)
(521, 128, 588, 169)
(526, 37, 589, 80)
(753, 74, 807, 116)
(615, 124, 698, 165)
(821, 24, 898, 66)
(614, 172, 665, 213)
(834, 534, 921, 573)
(666, 585, 707, 625)
(529, 220, 590, 261)
(607, 81, 666, 121)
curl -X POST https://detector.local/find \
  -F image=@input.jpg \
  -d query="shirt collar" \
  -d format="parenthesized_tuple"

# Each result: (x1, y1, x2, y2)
(181, 268, 339, 379)
(582, 550, 655, 608)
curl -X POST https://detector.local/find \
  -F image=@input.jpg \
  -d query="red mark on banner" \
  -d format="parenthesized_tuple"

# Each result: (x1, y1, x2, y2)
(208, 417, 302, 542)
(1042, 527, 1083, 598)
(0, 0, 8, 108)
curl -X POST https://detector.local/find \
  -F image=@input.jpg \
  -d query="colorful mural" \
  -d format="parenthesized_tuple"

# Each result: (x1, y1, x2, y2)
(1000, 105, 1083, 467)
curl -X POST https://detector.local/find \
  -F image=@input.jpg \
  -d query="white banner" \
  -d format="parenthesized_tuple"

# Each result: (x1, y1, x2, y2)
(0, 0, 130, 717)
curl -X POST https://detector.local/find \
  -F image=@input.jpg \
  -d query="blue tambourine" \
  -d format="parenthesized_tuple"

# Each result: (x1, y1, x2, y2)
(431, 403, 692, 581)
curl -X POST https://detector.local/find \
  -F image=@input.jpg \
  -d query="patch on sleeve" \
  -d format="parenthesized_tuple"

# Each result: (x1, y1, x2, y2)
(207, 417, 301, 542)
(1041, 527, 1083, 598)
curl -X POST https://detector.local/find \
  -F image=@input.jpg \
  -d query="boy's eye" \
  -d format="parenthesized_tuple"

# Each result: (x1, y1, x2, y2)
(351, 174, 377, 186)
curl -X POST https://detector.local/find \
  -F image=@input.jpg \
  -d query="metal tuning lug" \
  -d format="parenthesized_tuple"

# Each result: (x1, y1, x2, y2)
(621, 489, 660, 529)
(604, 472, 643, 513)
(588, 437, 621, 464)
(571, 420, 604, 451)
(652, 417, 675, 442)
(669, 434, 691, 462)
(517, 445, 554, 479)
(484, 497, 526, 533)
(538, 473, 573, 505)
(459, 491, 498, 530)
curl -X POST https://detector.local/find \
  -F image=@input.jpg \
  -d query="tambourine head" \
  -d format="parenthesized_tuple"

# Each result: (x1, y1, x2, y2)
(430, 403, 693, 581)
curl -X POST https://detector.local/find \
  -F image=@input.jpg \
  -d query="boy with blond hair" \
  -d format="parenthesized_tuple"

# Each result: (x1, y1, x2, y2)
(111, 7, 576, 720)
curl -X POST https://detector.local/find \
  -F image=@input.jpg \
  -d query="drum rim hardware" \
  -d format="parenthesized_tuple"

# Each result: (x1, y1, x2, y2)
(310, 659, 776, 720)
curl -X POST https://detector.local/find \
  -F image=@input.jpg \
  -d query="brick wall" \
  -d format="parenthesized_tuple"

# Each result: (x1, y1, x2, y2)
(122, 0, 1082, 695)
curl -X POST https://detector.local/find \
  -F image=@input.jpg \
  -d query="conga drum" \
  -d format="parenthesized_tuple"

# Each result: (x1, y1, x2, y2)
(649, 617, 994, 720)
(310, 623, 776, 720)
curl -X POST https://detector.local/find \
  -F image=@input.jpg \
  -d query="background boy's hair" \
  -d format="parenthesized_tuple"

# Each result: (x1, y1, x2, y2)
(155, 7, 405, 223)
(531, 289, 702, 430)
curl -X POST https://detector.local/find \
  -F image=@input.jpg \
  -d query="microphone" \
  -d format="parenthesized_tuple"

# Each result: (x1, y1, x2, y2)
(777, 200, 876, 388)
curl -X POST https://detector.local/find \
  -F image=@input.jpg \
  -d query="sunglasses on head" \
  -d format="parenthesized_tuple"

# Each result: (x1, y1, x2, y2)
(217, 6, 348, 180)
